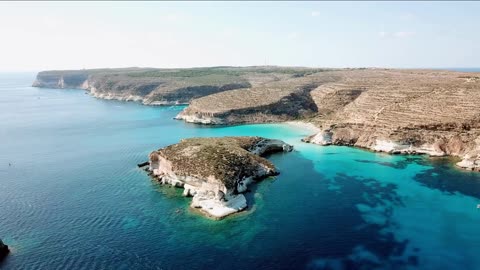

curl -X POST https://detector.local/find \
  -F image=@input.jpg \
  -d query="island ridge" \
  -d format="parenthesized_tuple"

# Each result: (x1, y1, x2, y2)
(146, 137, 293, 219)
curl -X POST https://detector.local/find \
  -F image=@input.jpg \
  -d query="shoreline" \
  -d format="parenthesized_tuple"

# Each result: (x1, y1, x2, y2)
(34, 83, 480, 173)
(284, 121, 321, 134)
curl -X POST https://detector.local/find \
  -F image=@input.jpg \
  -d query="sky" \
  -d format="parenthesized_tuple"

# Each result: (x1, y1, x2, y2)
(0, 1, 479, 71)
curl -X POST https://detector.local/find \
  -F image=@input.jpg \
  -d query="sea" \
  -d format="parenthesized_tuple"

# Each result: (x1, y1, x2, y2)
(1, 72, 480, 270)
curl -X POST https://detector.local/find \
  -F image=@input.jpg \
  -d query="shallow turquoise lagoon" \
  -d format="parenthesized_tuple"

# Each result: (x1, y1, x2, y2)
(1, 73, 480, 270)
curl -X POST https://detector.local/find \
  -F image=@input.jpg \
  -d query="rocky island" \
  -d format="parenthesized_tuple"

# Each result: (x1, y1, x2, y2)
(0, 239, 9, 261)
(147, 137, 293, 219)
(33, 67, 480, 171)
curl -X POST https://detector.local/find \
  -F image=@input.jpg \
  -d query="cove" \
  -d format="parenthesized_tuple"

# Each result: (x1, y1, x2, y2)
(1, 73, 480, 269)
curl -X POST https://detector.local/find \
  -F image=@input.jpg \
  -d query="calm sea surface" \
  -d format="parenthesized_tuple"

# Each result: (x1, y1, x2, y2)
(1, 73, 480, 270)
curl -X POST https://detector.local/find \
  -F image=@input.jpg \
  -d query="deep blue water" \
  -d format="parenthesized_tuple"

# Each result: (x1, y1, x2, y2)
(1, 73, 480, 270)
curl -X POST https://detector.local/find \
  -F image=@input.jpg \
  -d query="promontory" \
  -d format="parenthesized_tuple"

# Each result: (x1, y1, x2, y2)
(147, 136, 293, 219)
(33, 66, 480, 171)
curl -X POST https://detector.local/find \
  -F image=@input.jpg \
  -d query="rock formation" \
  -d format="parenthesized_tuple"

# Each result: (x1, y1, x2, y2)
(0, 239, 9, 260)
(147, 137, 293, 219)
(175, 71, 341, 124)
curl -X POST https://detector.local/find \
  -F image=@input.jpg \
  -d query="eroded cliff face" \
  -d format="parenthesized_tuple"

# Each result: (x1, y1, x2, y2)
(303, 125, 480, 171)
(33, 67, 324, 106)
(148, 137, 293, 219)
(33, 68, 253, 105)
(33, 70, 89, 89)
(175, 72, 341, 124)
(175, 85, 319, 124)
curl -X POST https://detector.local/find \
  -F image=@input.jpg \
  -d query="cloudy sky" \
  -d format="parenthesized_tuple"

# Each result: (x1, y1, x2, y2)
(0, 1, 478, 71)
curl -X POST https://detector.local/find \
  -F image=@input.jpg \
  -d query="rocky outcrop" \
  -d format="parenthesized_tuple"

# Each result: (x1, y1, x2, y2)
(456, 154, 480, 171)
(174, 82, 319, 124)
(0, 239, 9, 261)
(300, 69, 480, 171)
(175, 71, 341, 124)
(148, 137, 293, 219)
(304, 127, 480, 171)
(33, 70, 89, 89)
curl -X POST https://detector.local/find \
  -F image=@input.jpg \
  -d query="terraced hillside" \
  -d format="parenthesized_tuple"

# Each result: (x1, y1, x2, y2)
(306, 69, 480, 171)
(175, 68, 480, 171)
(307, 69, 480, 140)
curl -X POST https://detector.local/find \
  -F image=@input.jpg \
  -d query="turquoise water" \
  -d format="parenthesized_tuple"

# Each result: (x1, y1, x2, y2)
(1, 73, 480, 270)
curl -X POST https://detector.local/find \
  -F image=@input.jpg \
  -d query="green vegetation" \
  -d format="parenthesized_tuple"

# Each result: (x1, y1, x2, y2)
(126, 66, 330, 78)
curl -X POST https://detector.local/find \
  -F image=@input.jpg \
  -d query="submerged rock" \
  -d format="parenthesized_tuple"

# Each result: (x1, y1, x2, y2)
(0, 239, 9, 260)
(148, 136, 293, 219)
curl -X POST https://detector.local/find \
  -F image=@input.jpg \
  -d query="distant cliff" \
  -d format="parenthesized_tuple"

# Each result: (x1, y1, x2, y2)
(33, 70, 89, 89)
(33, 66, 325, 105)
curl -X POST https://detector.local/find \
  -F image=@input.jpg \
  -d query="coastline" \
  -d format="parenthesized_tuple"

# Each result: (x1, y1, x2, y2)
(284, 121, 321, 134)
(32, 79, 479, 173)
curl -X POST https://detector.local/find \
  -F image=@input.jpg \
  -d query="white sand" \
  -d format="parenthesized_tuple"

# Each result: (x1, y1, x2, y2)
(285, 121, 321, 133)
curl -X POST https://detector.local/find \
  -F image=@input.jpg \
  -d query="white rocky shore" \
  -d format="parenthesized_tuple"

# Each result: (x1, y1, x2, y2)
(304, 128, 480, 172)
(174, 111, 224, 125)
(456, 154, 480, 171)
(147, 137, 293, 219)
